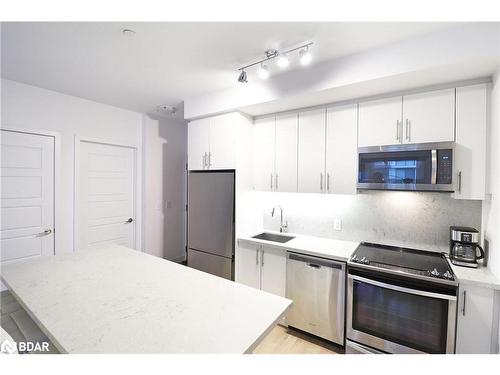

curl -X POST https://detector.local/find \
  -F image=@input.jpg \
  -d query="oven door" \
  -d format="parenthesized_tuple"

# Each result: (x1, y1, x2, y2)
(347, 274, 457, 354)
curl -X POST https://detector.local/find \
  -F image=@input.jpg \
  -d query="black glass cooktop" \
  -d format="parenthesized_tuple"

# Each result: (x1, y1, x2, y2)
(350, 242, 456, 282)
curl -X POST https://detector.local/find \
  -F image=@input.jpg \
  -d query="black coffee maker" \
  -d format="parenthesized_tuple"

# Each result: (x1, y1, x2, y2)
(449, 226, 485, 268)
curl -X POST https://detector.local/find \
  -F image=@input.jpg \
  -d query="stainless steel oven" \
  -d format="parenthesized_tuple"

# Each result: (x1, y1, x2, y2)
(346, 271, 457, 354)
(357, 142, 454, 192)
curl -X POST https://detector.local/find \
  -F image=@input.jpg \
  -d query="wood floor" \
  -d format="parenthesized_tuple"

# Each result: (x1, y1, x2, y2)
(253, 325, 342, 354)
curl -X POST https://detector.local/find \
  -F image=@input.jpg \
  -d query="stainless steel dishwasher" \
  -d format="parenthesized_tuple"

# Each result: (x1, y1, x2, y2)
(286, 251, 345, 345)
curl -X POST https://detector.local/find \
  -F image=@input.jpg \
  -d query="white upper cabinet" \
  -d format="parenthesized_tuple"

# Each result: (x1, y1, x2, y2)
(325, 104, 358, 195)
(275, 113, 298, 192)
(402, 88, 455, 144)
(358, 96, 402, 147)
(453, 84, 487, 200)
(209, 113, 236, 170)
(297, 108, 326, 193)
(188, 117, 210, 170)
(252, 116, 276, 191)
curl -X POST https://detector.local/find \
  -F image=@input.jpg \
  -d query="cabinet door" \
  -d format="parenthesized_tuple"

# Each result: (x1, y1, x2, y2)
(253, 116, 276, 191)
(402, 88, 455, 144)
(209, 113, 236, 169)
(453, 84, 487, 200)
(297, 108, 326, 193)
(275, 112, 298, 192)
(358, 96, 402, 147)
(188, 118, 210, 170)
(236, 242, 261, 290)
(326, 104, 358, 195)
(456, 284, 494, 354)
(260, 246, 287, 298)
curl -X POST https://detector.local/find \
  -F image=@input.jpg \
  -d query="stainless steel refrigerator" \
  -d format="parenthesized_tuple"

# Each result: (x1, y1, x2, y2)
(187, 171, 235, 280)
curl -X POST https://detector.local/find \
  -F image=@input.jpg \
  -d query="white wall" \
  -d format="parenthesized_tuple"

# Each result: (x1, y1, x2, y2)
(1, 79, 143, 255)
(142, 114, 187, 261)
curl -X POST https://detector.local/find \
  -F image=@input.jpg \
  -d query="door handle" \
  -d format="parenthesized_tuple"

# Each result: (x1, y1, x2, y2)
(396, 120, 400, 141)
(275, 174, 279, 190)
(458, 171, 462, 194)
(307, 263, 321, 269)
(327, 173, 331, 193)
(270, 173, 273, 191)
(125, 218, 133, 224)
(320, 172, 323, 192)
(462, 290, 467, 316)
(39, 229, 52, 236)
(261, 250, 264, 266)
(256, 249, 259, 265)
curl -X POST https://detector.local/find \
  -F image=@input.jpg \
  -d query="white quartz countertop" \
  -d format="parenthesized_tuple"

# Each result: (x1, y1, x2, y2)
(238, 231, 359, 262)
(0, 245, 292, 353)
(448, 260, 500, 290)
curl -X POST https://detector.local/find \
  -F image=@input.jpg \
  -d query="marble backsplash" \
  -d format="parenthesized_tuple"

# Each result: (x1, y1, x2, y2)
(248, 190, 482, 253)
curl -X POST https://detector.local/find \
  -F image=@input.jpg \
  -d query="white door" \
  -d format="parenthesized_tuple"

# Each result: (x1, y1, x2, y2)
(1, 130, 54, 263)
(275, 112, 298, 192)
(358, 96, 402, 147)
(402, 88, 455, 144)
(209, 113, 236, 170)
(325, 104, 358, 195)
(456, 284, 494, 353)
(252, 116, 276, 191)
(260, 246, 287, 298)
(78, 141, 136, 250)
(297, 108, 326, 193)
(188, 118, 210, 170)
(453, 84, 487, 200)
(236, 242, 261, 290)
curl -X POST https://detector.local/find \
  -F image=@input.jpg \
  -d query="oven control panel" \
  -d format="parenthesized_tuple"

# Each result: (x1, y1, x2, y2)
(436, 149, 453, 184)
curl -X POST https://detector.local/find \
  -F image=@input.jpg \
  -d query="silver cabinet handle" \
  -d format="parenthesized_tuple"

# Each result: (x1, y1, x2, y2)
(405, 119, 410, 141)
(256, 249, 259, 265)
(320, 172, 323, 192)
(270, 173, 273, 190)
(275, 174, 279, 190)
(462, 290, 467, 316)
(396, 120, 400, 141)
(327, 173, 331, 193)
(408, 120, 411, 142)
(208, 152, 212, 168)
(203, 152, 207, 169)
(261, 250, 264, 266)
(458, 171, 462, 194)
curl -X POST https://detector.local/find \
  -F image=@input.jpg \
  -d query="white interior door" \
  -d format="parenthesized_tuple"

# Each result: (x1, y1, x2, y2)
(402, 88, 455, 144)
(252, 116, 276, 191)
(326, 104, 358, 195)
(78, 141, 136, 250)
(0, 130, 54, 263)
(297, 108, 326, 193)
(275, 112, 298, 192)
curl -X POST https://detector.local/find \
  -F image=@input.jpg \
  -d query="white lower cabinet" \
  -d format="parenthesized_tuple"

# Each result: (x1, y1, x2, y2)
(236, 241, 286, 298)
(455, 284, 495, 354)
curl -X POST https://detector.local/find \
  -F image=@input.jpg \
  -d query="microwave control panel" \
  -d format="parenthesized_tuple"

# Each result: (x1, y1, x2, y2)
(436, 149, 453, 184)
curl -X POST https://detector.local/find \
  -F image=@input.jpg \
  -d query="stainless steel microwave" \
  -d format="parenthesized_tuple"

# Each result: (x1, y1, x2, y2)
(357, 142, 454, 192)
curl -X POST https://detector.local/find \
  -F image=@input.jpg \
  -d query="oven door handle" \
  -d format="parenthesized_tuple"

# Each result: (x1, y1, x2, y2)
(349, 274, 457, 301)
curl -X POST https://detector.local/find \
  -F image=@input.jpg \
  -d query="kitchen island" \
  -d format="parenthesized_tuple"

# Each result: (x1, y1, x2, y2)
(0, 245, 292, 353)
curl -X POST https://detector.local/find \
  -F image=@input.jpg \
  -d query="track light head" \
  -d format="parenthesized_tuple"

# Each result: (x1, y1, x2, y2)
(276, 54, 289, 69)
(257, 63, 270, 80)
(238, 70, 248, 83)
(299, 46, 312, 65)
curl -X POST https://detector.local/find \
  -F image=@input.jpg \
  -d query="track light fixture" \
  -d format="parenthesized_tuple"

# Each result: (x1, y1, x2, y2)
(237, 42, 313, 83)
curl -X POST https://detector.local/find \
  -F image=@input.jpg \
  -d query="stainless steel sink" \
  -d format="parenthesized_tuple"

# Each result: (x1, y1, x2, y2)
(252, 232, 295, 243)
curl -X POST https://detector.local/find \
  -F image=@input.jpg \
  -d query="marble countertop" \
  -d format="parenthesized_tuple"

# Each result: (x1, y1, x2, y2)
(0, 245, 292, 353)
(238, 231, 359, 262)
(448, 260, 500, 290)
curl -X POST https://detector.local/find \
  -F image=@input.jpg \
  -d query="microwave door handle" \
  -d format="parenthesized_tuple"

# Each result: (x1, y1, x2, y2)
(431, 149, 437, 184)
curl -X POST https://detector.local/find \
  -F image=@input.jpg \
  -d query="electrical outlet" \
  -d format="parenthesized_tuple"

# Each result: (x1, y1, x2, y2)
(334, 218, 342, 231)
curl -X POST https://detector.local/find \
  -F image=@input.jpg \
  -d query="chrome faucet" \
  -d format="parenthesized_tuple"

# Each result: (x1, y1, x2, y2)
(271, 205, 288, 233)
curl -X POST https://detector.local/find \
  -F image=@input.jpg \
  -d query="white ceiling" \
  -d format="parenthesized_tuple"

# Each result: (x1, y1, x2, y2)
(1, 22, 463, 114)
